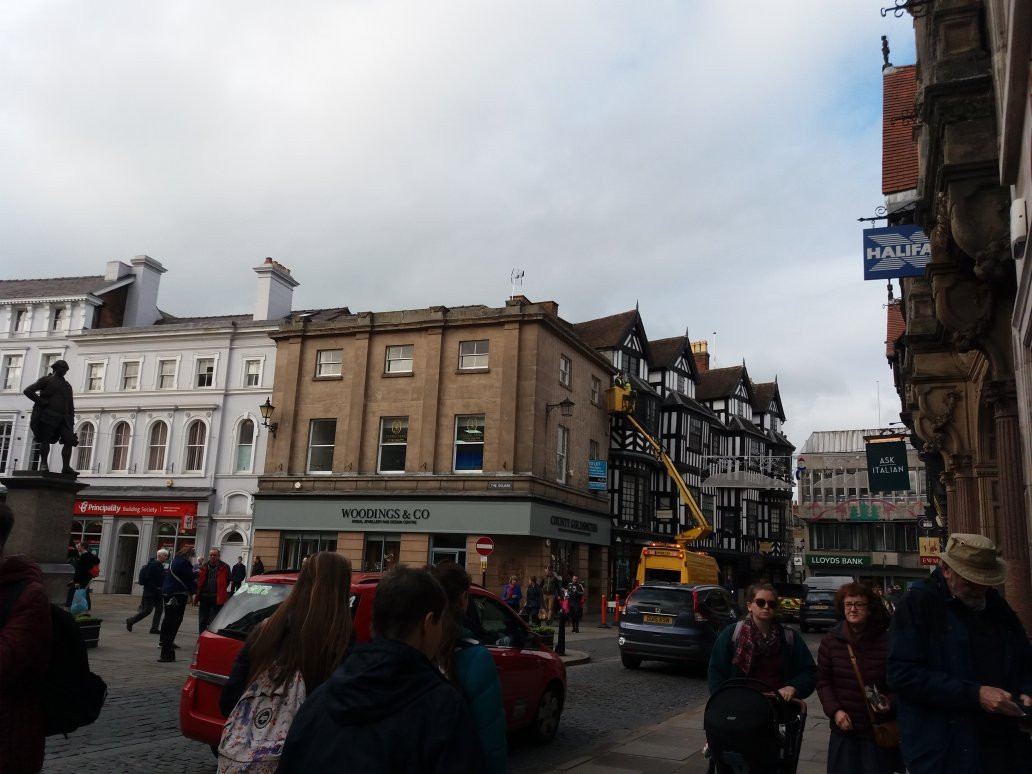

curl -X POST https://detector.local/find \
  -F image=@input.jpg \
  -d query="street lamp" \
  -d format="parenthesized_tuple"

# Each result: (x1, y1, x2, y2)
(545, 397, 575, 418)
(259, 398, 278, 437)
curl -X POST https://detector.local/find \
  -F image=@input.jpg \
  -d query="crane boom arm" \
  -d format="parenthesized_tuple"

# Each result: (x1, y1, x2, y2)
(622, 412, 713, 543)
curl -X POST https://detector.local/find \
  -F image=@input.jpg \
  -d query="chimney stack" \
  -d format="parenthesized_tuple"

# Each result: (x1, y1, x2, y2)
(123, 256, 166, 326)
(690, 340, 710, 373)
(253, 257, 299, 321)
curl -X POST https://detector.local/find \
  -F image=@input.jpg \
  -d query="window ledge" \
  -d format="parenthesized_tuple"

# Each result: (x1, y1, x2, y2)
(381, 371, 414, 378)
(455, 368, 490, 375)
(314, 375, 343, 381)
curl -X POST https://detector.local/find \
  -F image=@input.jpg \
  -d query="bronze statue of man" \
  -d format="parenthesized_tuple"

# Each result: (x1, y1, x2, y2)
(23, 359, 77, 475)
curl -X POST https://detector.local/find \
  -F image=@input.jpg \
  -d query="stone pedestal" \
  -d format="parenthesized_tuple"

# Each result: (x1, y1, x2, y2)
(2, 471, 87, 604)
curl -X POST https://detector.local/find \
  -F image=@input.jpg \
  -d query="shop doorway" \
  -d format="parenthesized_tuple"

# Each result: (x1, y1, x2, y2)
(113, 523, 139, 594)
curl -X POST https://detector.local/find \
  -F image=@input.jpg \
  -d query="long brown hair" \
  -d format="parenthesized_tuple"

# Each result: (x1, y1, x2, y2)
(429, 561, 470, 683)
(246, 551, 353, 691)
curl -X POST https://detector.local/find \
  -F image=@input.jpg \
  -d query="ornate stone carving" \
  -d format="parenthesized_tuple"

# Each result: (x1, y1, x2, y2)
(983, 379, 1017, 415)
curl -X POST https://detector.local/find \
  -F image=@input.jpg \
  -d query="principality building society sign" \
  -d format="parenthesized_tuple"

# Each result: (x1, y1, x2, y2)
(806, 553, 872, 568)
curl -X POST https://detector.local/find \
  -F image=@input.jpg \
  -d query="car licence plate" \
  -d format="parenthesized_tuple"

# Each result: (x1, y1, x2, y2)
(643, 614, 674, 624)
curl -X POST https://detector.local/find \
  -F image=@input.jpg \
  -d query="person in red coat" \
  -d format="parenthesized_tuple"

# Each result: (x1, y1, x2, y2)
(0, 503, 53, 774)
(816, 582, 901, 774)
(194, 547, 231, 633)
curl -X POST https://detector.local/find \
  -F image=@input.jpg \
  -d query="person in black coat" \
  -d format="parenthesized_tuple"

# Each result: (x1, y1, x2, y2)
(158, 545, 196, 662)
(65, 542, 100, 609)
(229, 556, 246, 593)
(126, 548, 168, 633)
(279, 566, 482, 773)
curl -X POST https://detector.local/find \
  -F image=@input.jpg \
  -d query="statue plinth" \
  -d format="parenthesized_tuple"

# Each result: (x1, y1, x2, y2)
(2, 470, 88, 604)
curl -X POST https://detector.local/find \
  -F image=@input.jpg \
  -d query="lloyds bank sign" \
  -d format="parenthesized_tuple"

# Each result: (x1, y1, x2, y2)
(806, 553, 872, 568)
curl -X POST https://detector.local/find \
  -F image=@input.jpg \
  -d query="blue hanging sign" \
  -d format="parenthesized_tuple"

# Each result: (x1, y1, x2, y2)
(588, 459, 608, 491)
(863, 225, 931, 279)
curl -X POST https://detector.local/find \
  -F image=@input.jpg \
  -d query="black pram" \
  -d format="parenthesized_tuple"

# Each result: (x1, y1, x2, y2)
(704, 678, 807, 774)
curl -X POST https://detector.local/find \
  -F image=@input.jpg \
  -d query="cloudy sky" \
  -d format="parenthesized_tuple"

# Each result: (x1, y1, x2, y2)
(1, 2, 916, 450)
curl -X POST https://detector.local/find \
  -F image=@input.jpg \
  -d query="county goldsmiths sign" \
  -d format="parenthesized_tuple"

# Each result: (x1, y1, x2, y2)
(806, 553, 872, 567)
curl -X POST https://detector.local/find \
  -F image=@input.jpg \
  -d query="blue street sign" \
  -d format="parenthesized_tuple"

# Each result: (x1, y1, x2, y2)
(588, 459, 607, 491)
(863, 225, 931, 279)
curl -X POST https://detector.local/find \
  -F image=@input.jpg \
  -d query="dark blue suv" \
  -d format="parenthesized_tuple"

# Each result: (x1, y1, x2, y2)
(618, 583, 738, 669)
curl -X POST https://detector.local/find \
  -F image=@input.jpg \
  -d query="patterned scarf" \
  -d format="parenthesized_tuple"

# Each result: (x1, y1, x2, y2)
(731, 615, 782, 676)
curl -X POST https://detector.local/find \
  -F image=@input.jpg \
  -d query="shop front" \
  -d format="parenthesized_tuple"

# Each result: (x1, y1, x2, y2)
(253, 495, 611, 595)
(73, 490, 212, 594)
(805, 551, 927, 592)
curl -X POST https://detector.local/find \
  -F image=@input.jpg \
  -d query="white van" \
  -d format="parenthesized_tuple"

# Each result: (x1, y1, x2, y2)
(804, 575, 854, 594)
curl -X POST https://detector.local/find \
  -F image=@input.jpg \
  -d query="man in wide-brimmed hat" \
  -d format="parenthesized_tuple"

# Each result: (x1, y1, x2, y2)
(888, 533, 1032, 774)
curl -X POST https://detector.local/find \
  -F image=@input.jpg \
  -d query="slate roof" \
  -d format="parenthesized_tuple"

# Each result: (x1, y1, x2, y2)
(696, 366, 745, 401)
(751, 381, 776, 412)
(0, 275, 117, 300)
(572, 310, 638, 349)
(663, 391, 720, 420)
(649, 337, 683, 368)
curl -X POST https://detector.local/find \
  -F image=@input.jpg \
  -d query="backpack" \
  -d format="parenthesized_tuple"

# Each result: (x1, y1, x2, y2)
(217, 667, 306, 773)
(0, 579, 108, 736)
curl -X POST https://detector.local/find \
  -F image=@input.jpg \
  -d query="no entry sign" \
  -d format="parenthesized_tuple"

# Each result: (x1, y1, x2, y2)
(474, 536, 495, 557)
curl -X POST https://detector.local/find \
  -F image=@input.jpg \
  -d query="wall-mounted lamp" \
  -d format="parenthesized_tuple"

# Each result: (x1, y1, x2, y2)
(545, 397, 575, 418)
(259, 398, 278, 437)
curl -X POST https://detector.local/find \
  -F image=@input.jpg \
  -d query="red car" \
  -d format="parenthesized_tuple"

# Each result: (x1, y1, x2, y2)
(180, 571, 566, 747)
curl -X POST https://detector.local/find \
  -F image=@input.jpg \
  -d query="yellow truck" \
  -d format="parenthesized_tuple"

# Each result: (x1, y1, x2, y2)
(606, 386, 720, 588)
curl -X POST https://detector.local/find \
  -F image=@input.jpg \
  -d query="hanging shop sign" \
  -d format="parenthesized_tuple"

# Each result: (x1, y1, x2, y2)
(865, 436, 911, 493)
(863, 225, 931, 279)
(919, 536, 941, 566)
(588, 459, 608, 491)
(74, 499, 198, 518)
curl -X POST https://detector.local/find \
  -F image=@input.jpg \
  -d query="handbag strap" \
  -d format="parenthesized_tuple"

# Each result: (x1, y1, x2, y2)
(845, 642, 878, 727)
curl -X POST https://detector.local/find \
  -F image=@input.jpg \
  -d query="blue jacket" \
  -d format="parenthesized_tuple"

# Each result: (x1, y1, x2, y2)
(161, 554, 197, 596)
(455, 634, 507, 773)
(137, 558, 166, 598)
(887, 568, 1032, 774)
(707, 620, 816, 698)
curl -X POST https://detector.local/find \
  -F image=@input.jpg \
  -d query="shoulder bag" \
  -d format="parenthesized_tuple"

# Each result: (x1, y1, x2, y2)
(846, 642, 900, 749)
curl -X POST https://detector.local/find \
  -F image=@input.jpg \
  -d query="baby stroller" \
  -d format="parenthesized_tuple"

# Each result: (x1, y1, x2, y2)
(704, 678, 807, 774)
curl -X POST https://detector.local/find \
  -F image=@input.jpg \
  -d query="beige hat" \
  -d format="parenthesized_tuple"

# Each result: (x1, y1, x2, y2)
(939, 533, 1007, 586)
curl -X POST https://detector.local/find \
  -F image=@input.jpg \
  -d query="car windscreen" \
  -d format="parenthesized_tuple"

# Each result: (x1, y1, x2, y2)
(806, 592, 836, 605)
(208, 581, 291, 639)
(626, 587, 694, 614)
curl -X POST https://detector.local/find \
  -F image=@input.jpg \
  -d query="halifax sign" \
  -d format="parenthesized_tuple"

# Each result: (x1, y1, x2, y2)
(863, 225, 931, 280)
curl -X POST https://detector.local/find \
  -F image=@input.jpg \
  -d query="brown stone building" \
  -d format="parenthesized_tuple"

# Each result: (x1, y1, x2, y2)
(884, 3, 1032, 628)
(251, 296, 613, 596)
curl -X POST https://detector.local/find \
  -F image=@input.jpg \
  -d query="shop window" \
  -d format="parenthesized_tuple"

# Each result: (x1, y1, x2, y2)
(279, 532, 337, 570)
(157, 359, 177, 390)
(1, 355, 22, 391)
(385, 345, 413, 374)
(364, 534, 401, 572)
(429, 534, 467, 566)
(110, 421, 131, 471)
(0, 420, 12, 474)
(315, 349, 342, 378)
(235, 419, 255, 472)
(75, 422, 95, 472)
(184, 420, 207, 472)
(154, 520, 196, 556)
(378, 417, 408, 473)
(147, 422, 169, 472)
(454, 415, 484, 472)
(458, 340, 489, 370)
(307, 419, 336, 473)
(69, 520, 103, 558)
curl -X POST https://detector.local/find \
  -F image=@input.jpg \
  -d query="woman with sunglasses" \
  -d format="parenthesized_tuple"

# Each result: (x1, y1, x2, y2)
(708, 583, 816, 701)
(815, 582, 901, 774)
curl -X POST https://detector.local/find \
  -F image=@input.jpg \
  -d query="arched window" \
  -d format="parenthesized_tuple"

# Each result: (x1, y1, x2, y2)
(75, 422, 95, 472)
(110, 421, 130, 471)
(155, 519, 196, 556)
(235, 419, 255, 472)
(147, 422, 169, 471)
(185, 420, 207, 472)
(69, 519, 103, 557)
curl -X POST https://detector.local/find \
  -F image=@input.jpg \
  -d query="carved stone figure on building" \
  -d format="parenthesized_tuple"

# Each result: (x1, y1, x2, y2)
(23, 360, 77, 475)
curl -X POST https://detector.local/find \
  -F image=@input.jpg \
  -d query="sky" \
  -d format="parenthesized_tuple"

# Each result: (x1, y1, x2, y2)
(0, 1, 918, 452)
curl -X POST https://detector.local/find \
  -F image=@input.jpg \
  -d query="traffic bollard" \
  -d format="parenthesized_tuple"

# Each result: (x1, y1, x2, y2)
(556, 610, 567, 655)
(597, 595, 609, 628)
(615, 594, 621, 623)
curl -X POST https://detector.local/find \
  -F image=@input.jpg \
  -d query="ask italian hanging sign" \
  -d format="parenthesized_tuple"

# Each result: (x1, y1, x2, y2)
(865, 435, 911, 493)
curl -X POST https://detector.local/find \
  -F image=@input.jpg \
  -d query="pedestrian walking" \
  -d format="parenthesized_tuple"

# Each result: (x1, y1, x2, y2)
(229, 556, 246, 594)
(523, 576, 542, 623)
(501, 575, 522, 613)
(194, 547, 231, 633)
(888, 533, 1032, 774)
(566, 575, 585, 633)
(816, 582, 902, 774)
(126, 548, 168, 633)
(542, 568, 561, 624)
(432, 562, 506, 774)
(279, 566, 483, 773)
(251, 555, 265, 576)
(158, 544, 196, 662)
(708, 583, 816, 701)
(0, 503, 52, 774)
(65, 541, 100, 609)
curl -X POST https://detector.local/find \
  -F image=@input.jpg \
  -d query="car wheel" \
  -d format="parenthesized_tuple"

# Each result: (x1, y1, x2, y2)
(531, 684, 563, 744)
(621, 653, 642, 669)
